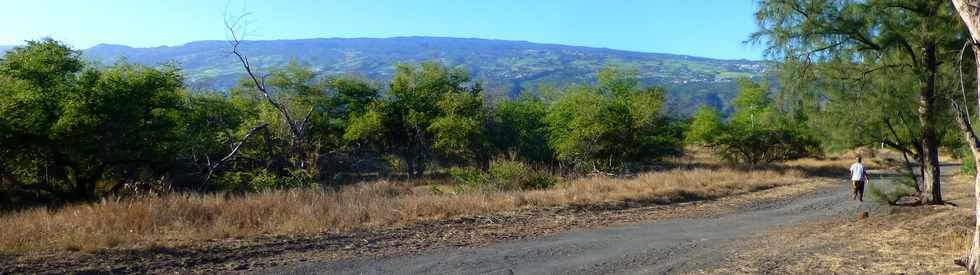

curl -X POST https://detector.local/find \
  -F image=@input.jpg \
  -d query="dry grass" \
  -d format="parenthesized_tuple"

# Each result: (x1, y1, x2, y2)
(701, 206, 975, 274)
(0, 166, 808, 254)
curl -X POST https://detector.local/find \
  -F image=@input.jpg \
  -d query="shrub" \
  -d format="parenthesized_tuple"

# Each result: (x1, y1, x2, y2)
(691, 79, 821, 165)
(545, 69, 684, 173)
(712, 127, 820, 165)
(962, 148, 976, 176)
(867, 175, 918, 205)
(448, 166, 489, 187)
(686, 105, 723, 145)
(449, 160, 558, 191)
(210, 171, 251, 192)
(211, 168, 314, 192)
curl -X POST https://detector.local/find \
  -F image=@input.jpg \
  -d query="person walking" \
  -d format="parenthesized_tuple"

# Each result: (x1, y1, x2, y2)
(849, 157, 870, 202)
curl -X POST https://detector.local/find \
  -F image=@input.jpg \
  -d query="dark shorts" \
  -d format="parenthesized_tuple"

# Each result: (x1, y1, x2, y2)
(852, 180, 865, 193)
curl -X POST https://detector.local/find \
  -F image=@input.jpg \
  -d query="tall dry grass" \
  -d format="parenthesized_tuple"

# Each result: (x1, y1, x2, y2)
(0, 167, 806, 253)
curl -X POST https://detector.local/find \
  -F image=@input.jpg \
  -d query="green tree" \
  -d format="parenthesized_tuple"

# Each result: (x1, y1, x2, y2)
(686, 105, 724, 145)
(729, 79, 772, 129)
(429, 89, 492, 168)
(545, 68, 682, 173)
(345, 62, 481, 177)
(494, 94, 554, 163)
(220, 61, 382, 187)
(753, 0, 964, 203)
(0, 39, 186, 199)
(699, 79, 820, 165)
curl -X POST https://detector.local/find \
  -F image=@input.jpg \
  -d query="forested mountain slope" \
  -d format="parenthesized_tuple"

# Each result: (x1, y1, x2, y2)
(3, 37, 770, 114)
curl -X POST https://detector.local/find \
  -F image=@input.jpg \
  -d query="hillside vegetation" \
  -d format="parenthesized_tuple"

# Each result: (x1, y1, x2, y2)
(0, 38, 818, 212)
(8, 37, 768, 114)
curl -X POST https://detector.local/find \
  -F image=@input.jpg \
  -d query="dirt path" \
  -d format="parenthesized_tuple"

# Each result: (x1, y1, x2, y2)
(266, 178, 867, 274)
(700, 163, 972, 274)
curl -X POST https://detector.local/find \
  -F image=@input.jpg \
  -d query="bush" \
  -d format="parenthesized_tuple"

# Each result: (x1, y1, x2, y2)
(487, 160, 530, 190)
(686, 105, 723, 145)
(867, 175, 918, 205)
(211, 168, 313, 192)
(448, 166, 489, 187)
(712, 127, 820, 165)
(962, 148, 976, 176)
(545, 69, 684, 173)
(449, 160, 558, 191)
(691, 79, 821, 165)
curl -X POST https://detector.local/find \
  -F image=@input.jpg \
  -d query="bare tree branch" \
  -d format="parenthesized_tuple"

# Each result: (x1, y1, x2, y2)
(224, 14, 303, 139)
(201, 123, 269, 188)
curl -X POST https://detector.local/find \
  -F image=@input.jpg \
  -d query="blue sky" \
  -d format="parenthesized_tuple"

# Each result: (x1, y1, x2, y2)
(0, 0, 763, 60)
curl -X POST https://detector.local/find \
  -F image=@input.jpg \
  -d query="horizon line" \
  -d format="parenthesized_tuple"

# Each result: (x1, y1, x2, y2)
(2, 36, 765, 62)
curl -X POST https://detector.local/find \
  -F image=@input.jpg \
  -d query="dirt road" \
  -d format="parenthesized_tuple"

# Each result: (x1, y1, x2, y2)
(268, 177, 874, 274)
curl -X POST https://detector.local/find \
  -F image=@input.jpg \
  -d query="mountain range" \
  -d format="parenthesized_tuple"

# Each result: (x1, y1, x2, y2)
(1, 37, 771, 114)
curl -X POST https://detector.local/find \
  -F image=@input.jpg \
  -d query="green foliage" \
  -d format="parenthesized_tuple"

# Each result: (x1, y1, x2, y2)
(729, 79, 772, 128)
(81, 37, 768, 107)
(493, 94, 554, 163)
(0, 39, 186, 199)
(713, 127, 820, 165)
(702, 79, 820, 164)
(753, 0, 963, 203)
(344, 62, 484, 176)
(429, 90, 490, 164)
(210, 168, 312, 192)
(0, 38, 715, 209)
(449, 160, 557, 191)
(545, 68, 683, 172)
(0, 38, 83, 88)
(686, 106, 723, 145)
(963, 147, 977, 176)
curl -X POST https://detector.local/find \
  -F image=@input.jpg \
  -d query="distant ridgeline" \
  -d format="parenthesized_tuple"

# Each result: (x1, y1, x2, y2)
(1, 37, 771, 115)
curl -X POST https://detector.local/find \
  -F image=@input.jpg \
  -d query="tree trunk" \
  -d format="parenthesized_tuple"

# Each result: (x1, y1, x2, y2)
(916, 142, 927, 193)
(415, 156, 427, 178)
(919, 42, 943, 204)
(922, 132, 942, 202)
(405, 155, 416, 179)
(951, 80, 980, 272)
(951, 1, 980, 272)
(969, 44, 980, 274)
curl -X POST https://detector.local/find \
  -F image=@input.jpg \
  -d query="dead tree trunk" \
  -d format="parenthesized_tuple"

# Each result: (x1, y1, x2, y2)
(225, 15, 316, 173)
(950, 1, 980, 273)
(954, 98, 980, 274)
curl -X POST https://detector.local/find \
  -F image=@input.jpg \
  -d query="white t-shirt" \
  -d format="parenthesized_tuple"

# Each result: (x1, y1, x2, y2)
(849, 163, 866, 181)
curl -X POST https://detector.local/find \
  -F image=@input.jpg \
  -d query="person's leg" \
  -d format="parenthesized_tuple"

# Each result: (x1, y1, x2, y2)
(857, 181, 865, 202)
(851, 181, 858, 200)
